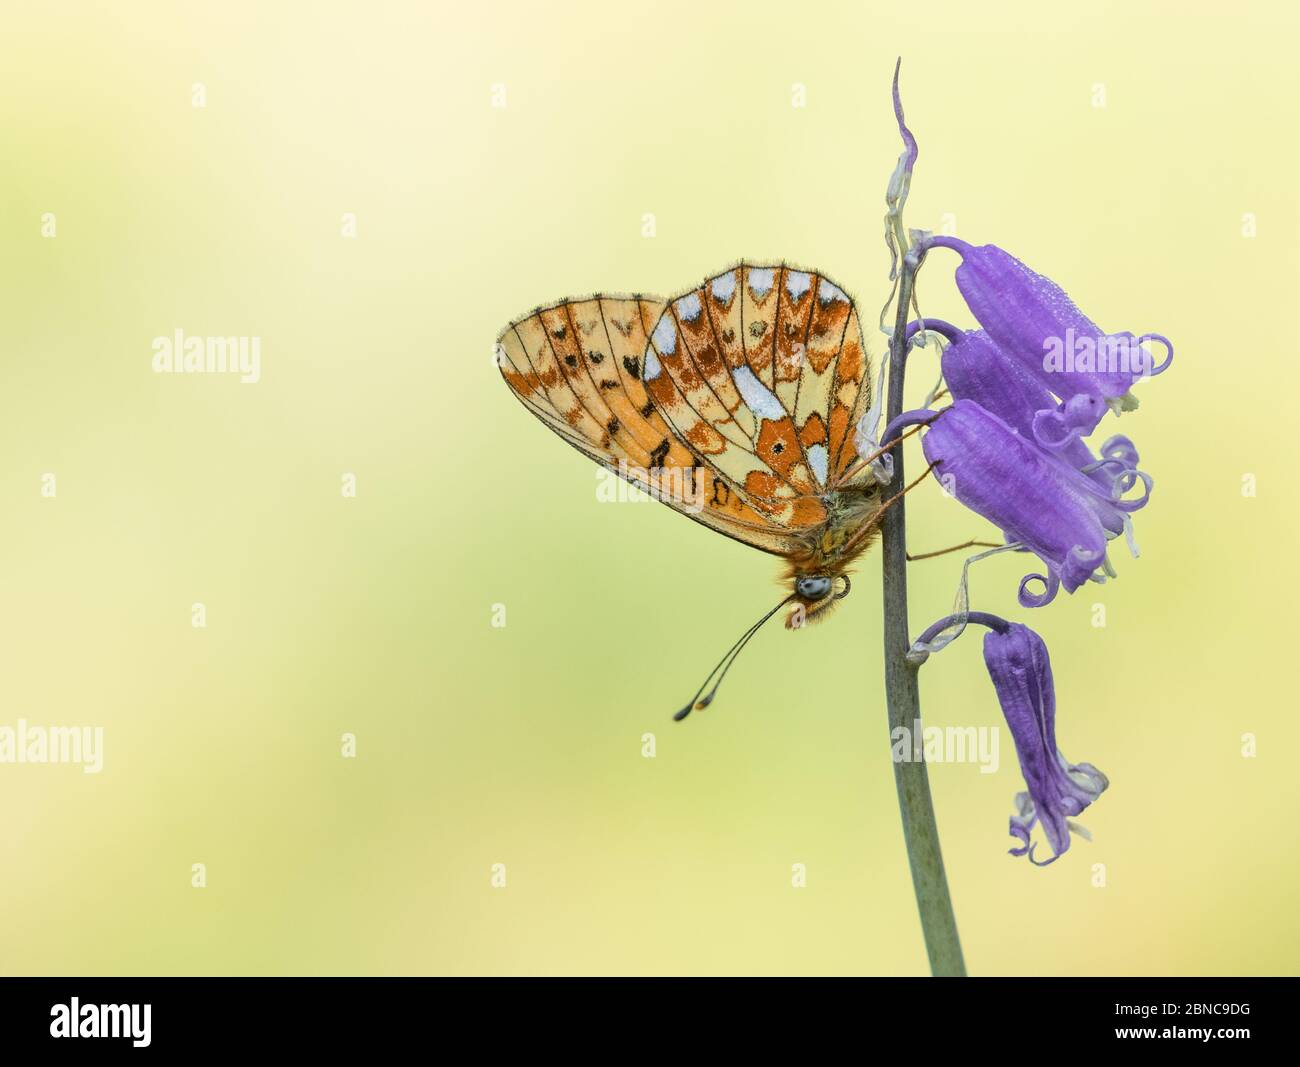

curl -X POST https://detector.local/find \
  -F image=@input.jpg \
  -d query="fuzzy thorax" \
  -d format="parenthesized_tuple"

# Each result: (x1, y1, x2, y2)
(781, 484, 883, 627)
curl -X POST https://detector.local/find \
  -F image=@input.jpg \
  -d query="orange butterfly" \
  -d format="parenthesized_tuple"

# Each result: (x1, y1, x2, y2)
(496, 263, 889, 717)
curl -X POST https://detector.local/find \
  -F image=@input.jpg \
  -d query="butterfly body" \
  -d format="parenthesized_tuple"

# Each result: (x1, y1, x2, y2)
(496, 262, 885, 631)
(781, 480, 882, 622)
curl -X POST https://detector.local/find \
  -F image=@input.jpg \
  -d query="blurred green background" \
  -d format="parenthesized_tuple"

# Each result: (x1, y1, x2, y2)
(1, 1, 1297, 975)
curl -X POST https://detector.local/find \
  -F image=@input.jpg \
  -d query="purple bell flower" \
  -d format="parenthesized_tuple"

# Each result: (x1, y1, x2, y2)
(982, 621, 1108, 866)
(916, 237, 1173, 433)
(910, 319, 1149, 502)
(884, 400, 1150, 606)
(910, 613, 1108, 865)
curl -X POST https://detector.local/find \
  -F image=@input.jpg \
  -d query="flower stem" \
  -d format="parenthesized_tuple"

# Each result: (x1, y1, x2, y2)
(880, 254, 967, 977)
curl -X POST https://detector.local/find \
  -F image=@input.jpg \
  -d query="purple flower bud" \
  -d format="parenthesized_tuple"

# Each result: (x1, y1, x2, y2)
(982, 622, 1107, 865)
(884, 400, 1150, 606)
(919, 237, 1172, 423)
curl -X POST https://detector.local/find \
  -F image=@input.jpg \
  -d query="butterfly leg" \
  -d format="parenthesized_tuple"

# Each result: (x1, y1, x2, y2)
(906, 539, 1002, 562)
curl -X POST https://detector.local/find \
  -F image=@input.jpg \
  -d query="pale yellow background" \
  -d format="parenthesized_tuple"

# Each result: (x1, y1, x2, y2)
(1, 1, 1296, 976)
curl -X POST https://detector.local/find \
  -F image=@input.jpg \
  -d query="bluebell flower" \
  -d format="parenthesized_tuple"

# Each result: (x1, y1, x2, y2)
(913, 614, 1108, 866)
(876, 68, 1165, 878)
(916, 237, 1173, 440)
(984, 620, 1108, 866)
(884, 400, 1150, 606)
(911, 319, 1150, 503)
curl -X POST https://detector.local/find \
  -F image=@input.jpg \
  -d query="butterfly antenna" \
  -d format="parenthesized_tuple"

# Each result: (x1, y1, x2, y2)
(673, 595, 793, 722)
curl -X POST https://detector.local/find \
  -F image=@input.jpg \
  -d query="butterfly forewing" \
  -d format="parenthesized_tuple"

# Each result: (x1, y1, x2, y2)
(809, 277, 871, 480)
(643, 264, 872, 499)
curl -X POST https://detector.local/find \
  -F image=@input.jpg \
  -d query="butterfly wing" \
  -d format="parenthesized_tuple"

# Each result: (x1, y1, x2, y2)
(642, 264, 873, 521)
(496, 266, 873, 556)
(496, 294, 802, 555)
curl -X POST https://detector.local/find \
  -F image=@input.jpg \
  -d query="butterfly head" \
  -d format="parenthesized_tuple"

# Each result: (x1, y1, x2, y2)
(794, 574, 834, 600)
(787, 572, 851, 628)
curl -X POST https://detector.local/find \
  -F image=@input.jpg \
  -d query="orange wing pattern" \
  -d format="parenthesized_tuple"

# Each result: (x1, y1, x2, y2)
(496, 293, 803, 555)
(642, 264, 873, 509)
(495, 264, 873, 555)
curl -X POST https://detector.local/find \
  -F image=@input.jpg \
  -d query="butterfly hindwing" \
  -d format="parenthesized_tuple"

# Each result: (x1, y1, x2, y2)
(497, 295, 800, 555)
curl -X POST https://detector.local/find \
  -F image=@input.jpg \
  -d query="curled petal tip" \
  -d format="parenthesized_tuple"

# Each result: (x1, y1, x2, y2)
(1026, 844, 1062, 867)
(1138, 332, 1175, 375)
(1017, 571, 1060, 608)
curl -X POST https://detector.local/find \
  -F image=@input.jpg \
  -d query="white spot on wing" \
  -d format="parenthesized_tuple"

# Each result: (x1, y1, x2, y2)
(747, 268, 774, 298)
(785, 271, 812, 300)
(819, 281, 848, 304)
(644, 345, 662, 380)
(675, 292, 702, 322)
(651, 316, 677, 355)
(733, 365, 785, 421)
(711, 271, 737, 302)
(807, 443, 829, 485)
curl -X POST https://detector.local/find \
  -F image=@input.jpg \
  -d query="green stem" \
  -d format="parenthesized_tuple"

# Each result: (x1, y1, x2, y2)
(879, 253, 966, 977)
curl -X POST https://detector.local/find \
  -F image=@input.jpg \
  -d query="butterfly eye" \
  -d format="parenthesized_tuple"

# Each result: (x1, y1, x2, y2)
(795, 575, 833, 600)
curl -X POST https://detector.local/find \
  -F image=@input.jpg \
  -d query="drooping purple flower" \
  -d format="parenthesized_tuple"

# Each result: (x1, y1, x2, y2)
(884, 400, 1150, 606)
(981, 621, 1108, 865)
(916, 237, 1172, 434)
(911, 319, 1150, 502)
(909, 613, 1108, 865)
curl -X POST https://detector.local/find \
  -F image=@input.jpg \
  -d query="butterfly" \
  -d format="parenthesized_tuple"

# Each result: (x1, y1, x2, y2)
(496, 263, 891, 718)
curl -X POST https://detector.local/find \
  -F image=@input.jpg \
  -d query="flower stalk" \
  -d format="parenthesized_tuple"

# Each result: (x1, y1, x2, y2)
(880, 248, 967, 977)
